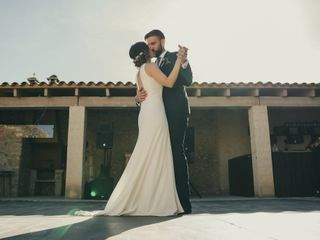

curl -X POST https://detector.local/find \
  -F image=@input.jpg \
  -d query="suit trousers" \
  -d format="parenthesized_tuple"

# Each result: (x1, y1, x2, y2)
(165, 110, 192, 212)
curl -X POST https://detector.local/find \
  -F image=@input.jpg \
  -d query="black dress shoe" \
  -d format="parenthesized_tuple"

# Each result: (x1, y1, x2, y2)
(184, 209, 192, 214)
(178, 209, 192, 215)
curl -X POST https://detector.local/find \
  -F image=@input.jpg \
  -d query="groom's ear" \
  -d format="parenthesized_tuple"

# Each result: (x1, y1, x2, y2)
(160, 39, 165, 47)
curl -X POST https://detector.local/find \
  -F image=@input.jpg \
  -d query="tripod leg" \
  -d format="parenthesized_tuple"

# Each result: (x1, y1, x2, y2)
(189, 180, 202, 198)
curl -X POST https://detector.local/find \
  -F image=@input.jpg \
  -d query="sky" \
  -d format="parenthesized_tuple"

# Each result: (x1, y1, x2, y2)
(0, 0, 319, 84)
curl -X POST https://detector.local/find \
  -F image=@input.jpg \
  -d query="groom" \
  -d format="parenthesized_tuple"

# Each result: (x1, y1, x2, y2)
(135, 29, 193, 214)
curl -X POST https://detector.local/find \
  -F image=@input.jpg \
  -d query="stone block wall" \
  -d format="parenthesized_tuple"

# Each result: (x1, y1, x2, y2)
(190, 109, 251, 196)
(0, 109, 69, 197)
(0, 129, 23, 197)
(188, 110, 218, 196)
(215, 109, 252, 194)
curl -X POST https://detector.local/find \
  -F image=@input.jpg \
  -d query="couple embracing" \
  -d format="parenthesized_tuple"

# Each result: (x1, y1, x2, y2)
(76, 29, 193, 216)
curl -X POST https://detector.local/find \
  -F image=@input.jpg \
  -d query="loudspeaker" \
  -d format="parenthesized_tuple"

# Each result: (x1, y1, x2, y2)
(96, 124, 113, 149)
(228, 154, 254, 197)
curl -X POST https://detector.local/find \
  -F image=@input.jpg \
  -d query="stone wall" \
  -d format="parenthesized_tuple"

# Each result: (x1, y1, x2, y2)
(0, 109, 69, 197)
(0, 128, 23, 197)
(211, 109, 251, 195)
(216, 109, 252, 194)
(188, 110, 218, 196)
(188, 109, 251, 196)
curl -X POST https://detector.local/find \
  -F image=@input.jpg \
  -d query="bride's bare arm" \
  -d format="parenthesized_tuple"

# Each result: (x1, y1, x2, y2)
(145, 56, 182, 88)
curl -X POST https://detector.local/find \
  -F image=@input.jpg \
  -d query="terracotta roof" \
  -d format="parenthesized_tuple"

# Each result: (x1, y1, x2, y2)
(191, 81, 320, 88)
(0, 81, 319, 88)
(0, 81, 136, 88)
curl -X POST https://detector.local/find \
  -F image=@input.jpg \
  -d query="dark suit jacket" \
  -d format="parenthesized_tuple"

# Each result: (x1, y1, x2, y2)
(159, 51, 193, 114)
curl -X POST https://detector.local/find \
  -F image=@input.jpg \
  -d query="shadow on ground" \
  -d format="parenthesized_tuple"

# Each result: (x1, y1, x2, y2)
(4, 215, 179, 240)
(1, 198, 320, 239)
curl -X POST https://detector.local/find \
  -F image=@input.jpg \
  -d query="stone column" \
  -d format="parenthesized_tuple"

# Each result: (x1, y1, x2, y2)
(248, 105, 275, 197)
(65, 106, 87, 199)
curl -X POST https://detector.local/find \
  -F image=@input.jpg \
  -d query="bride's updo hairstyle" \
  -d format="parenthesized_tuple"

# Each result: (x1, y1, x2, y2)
(129, 41, 149, 67)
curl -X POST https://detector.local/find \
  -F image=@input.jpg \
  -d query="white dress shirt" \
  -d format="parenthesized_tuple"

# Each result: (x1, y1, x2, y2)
(157, 50, 189, 69)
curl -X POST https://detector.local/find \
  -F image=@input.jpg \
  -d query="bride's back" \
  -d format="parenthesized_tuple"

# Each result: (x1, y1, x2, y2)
(138, 63, 166, 125)
(139, 63, 163, 100)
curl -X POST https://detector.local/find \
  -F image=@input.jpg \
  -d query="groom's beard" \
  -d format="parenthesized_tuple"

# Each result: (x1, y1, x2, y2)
(154, 46, 165, 57)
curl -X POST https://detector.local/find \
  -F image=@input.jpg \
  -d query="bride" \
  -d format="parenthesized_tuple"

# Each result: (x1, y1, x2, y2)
(75, 41, 186, 216)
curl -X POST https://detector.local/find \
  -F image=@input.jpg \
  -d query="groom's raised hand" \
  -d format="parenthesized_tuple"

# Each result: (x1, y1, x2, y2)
(178, 45, 188, 53)
(178, 45, 188, 64)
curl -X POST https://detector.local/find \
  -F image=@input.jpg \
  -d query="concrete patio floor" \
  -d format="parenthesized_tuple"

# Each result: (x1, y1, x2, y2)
(0, 197, 319, 239)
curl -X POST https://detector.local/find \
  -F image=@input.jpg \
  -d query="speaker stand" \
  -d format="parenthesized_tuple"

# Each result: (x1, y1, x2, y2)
(101, 148, 112, 177)
(186, 152, 202, 198)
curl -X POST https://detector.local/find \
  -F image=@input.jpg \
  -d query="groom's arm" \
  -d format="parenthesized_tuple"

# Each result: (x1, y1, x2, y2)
(179, 62, 193, 86)
(169, 52, 193, 87)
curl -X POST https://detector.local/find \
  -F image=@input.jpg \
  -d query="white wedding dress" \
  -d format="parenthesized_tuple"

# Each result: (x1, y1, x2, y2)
(76, 64, 183, 216)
